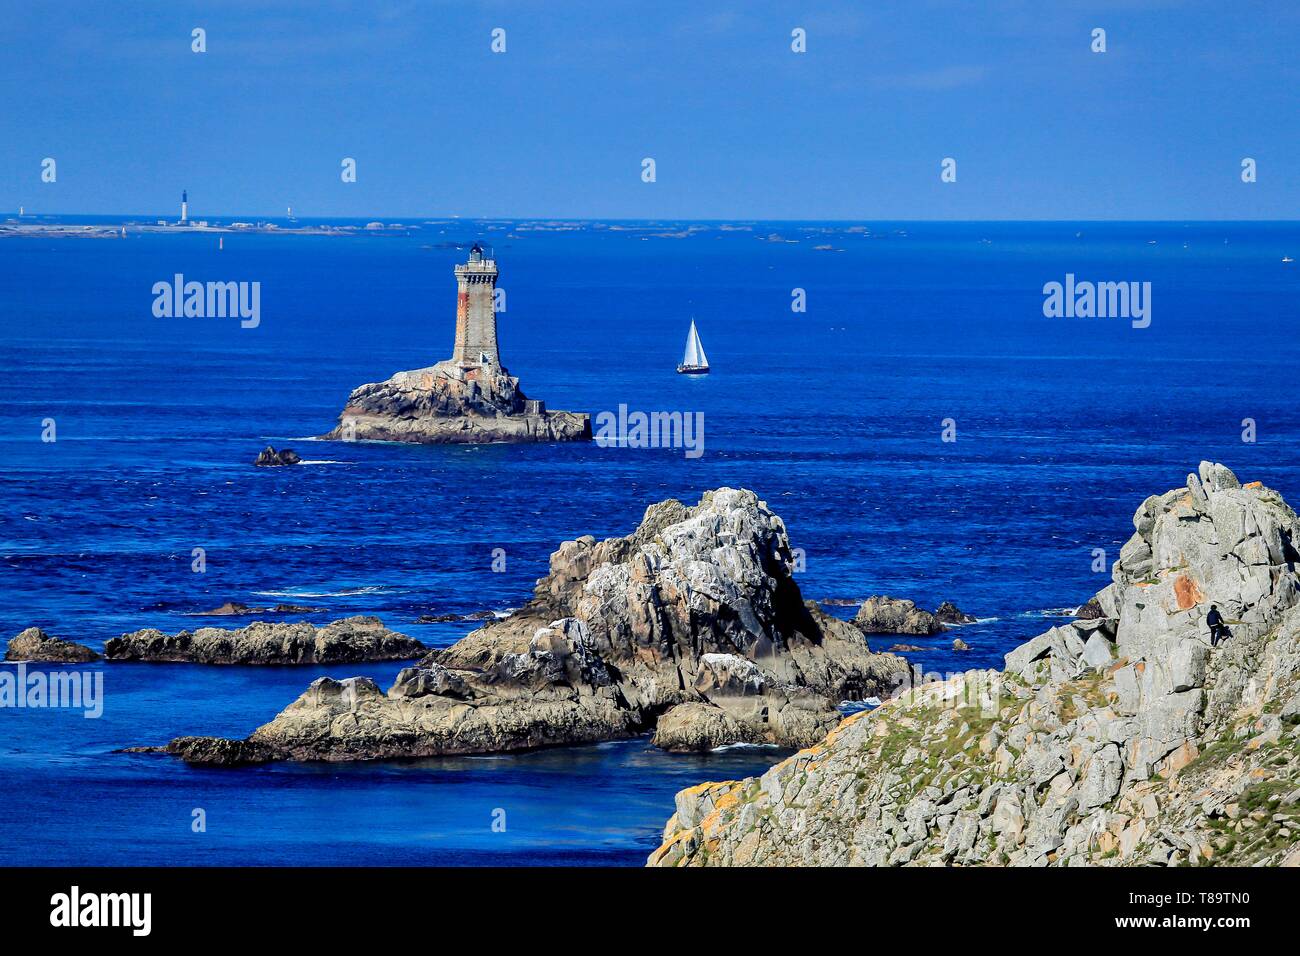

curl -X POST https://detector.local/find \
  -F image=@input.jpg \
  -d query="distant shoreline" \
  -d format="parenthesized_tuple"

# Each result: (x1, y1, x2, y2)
(0, 220, 421, 239)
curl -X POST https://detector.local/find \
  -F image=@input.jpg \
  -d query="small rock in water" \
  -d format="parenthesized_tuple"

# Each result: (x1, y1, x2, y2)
(952, 637, 971, 651)
(934, 601, 977, 625)
(194, 601, 321, 616)
(254, 446, 301, 467)
(4, 627, 100, 663)
(854, 596, 946, 635)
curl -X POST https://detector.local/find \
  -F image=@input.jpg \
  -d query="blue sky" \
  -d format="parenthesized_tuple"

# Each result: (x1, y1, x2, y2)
(2, 1, 1296, 219)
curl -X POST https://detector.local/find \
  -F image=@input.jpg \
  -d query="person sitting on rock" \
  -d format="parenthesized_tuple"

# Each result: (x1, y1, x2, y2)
(1206, 604, 1229, 645)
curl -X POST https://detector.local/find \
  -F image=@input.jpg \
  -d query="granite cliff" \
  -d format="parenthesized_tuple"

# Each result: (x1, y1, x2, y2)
(163, 489, 909, 764)
(650, 463, 1300, 867)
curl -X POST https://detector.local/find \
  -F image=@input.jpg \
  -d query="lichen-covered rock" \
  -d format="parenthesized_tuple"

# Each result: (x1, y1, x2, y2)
(4, 627, 100, 663)
(104, 616, 424, 664)
(855, 596, 946, 635)
(166, 488, 910, 763)
(318, 360, 589, 444)
(650, 463, 1300, 867)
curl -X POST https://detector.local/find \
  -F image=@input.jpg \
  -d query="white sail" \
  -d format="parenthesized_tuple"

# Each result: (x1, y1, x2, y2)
(682, 320, 708, 368)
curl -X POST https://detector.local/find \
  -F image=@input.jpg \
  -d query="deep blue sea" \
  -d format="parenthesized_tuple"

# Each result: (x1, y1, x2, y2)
(2, 218, 1298, 865)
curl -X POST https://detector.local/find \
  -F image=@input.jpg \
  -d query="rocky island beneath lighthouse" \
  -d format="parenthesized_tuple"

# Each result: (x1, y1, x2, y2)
(319, 244, 589, 444)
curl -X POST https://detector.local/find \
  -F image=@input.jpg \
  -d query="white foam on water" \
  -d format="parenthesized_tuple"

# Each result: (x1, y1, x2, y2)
(252, 585, 400, 598)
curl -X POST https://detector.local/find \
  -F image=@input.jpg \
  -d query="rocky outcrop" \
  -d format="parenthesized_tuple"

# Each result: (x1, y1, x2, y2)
(104, 616, 424, 665)
(855, 596, 946, 635)
(935, 602, 977, 625)
(650, 463, 1300, 867)
(164, 489, 909, 763)
(254, 446, 300, 466)
(4, 627, 100, 663)
(317, 361, 589, 444)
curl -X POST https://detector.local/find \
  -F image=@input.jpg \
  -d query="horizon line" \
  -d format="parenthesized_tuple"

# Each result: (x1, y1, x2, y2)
(7, 213, 1300, 225)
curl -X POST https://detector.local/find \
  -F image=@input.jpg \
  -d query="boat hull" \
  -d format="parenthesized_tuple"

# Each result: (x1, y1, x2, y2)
(676, 365, 709, 375)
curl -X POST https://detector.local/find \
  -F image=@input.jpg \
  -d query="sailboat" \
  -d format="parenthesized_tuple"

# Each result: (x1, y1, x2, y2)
(677, 319, 710, 375)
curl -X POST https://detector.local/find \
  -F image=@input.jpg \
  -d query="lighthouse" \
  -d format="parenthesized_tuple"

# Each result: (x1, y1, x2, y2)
(451, 243, 500, 367)
(181, 190, 188, 224)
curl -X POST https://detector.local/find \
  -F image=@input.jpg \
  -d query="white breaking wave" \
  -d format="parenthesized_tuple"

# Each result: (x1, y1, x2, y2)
(252, 585, 401, 598)
(838, 697, 883, 715)
(1029, 607, 1078, 618)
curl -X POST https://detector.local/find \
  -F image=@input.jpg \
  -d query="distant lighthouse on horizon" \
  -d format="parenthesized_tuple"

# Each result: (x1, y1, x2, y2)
(180, 190, 188, 224)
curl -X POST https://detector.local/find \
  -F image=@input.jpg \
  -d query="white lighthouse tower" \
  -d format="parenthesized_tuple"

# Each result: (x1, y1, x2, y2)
(180, 190, 188, 225)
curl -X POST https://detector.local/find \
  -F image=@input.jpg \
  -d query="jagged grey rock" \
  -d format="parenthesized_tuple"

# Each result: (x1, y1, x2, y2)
(164, 489, 910, 764)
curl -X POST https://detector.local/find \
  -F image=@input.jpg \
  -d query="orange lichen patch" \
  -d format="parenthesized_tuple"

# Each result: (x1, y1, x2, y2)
(1134, 581, 1153, 589)
(1135, 661, 1146, 676)
(1173, 574, 1205, 611)
(712, 789, 743, 814)
(679, 780, 731, 800)
(647, 826, 695, 864)
(770, 707, 887, 775)
(1244, 481, 1262, 490)
(1157, 741, 1199, 778)
(1249, 768, 1274, 781)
